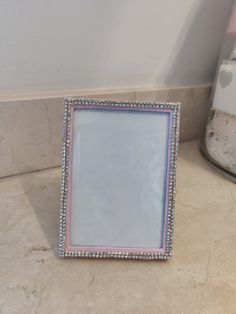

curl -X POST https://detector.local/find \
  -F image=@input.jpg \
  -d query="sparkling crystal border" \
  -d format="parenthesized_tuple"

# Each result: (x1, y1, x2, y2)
(59, 98, 180, 260)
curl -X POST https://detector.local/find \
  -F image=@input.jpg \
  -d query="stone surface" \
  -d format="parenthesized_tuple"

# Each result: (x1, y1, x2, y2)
(0, 86, 211, 178)
(0, 140, 235, 314)
(0, 98, 64, 178)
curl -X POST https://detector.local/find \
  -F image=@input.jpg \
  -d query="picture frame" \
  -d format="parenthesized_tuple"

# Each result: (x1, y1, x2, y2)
(59, 98, 180, 260)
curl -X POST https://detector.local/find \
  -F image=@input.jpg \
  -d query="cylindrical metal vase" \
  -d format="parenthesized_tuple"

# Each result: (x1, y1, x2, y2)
(201, 107, 236, 182)
(201, 5, 236, 182)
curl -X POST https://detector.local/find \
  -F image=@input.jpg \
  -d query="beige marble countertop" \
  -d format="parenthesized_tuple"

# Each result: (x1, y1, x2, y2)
(0, 140, 236, 314)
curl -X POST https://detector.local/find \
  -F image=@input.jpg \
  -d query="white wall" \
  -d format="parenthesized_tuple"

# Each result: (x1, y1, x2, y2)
(0, 0, 233, 97)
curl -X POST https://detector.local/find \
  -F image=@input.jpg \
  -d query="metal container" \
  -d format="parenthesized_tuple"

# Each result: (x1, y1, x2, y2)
(201, 5, 236, 182)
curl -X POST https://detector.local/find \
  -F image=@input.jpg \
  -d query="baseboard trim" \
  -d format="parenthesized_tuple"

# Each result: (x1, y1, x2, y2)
(0, 85, 211, 177)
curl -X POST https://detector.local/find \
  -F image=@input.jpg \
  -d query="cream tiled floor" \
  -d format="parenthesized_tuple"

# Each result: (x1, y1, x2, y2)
(0, 141, 236, 314)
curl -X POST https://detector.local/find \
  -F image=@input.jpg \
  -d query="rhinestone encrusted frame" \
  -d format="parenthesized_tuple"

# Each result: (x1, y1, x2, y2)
(59, 98, 180, 260)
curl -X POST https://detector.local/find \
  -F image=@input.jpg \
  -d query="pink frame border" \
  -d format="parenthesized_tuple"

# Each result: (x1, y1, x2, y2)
(64, 104, 173, 255)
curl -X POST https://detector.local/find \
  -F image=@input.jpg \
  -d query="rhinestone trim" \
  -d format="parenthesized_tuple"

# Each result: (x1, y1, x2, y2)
(59, 98, 180, 260)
